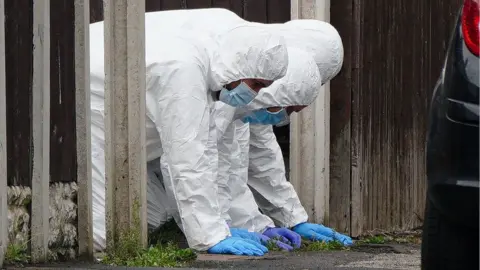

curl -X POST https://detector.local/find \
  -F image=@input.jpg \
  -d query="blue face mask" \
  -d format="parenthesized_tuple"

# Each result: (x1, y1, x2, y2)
(219, 81, 257, 107)
(242, 108, 289, 126)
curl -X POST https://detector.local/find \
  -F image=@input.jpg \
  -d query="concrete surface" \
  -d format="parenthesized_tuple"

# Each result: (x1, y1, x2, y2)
(103, 0, 148, 251)
(4, 244, 421, 270)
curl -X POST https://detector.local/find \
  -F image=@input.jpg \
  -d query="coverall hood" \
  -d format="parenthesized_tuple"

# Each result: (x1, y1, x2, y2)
(281, 19, 344, 84)
(208, 25, 289, 91)
(243, 47, 321, 111)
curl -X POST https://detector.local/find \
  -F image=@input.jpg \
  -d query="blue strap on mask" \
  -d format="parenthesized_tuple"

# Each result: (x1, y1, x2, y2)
(242, 108, 289, 126)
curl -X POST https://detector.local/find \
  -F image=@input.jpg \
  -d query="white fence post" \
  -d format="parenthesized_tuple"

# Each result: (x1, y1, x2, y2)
(31, 0, 51, 263)
(0, 0, 7, 267)
(289, 0, 331, 225)
(103, 0, 148, 251)
(75, 0, 93, 259)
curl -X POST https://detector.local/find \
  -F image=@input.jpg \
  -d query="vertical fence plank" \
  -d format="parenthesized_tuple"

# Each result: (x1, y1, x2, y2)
(289, 0, 331, 226)
(266, 0, 290, 23)
(329, 0, 353, 235)
(104, 0, 148, 251)
(229, 0, 244, 17)
(146, 0, 162, 12)
(31, 0, 50, 263)
(0, 0, 7, 266)
(75, 0, 93, 259)
(5, 0, 34, 187)
(89, 0, 103, 23)
(160, 0, 183, 10)
(186, 0, 214, 9)
(49, 0, 76, 184)
(243, 0, 267, 22)
(348, 0, 363, 237)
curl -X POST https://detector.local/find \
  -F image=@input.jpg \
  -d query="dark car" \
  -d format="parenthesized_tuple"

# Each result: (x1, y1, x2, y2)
(422, 0, 479, 269)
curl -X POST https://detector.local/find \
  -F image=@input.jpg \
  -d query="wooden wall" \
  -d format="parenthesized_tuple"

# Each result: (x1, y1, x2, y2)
(329, 0, 462, 235)
(5, 0, 463, 236)
(5, 0, 291, 187)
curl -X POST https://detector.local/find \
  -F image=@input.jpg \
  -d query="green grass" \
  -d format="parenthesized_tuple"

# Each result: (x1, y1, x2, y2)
(356, 233, 421, 245)
(148, 219, 186, 246)
(264, 237, 348, 252)
(264, 238, 284, 251)
(102, 202, 196, 267)
(299, 239, 348, 251)
(357, 235, 387, 244)
(4, 243, 30, 266)
(102, 242, 196, 267)
(102, 219, 196, 267)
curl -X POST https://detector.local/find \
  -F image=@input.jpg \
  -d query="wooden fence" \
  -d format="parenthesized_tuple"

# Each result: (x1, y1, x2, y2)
(0, 0, 464, 266)
(1, 0, 292, 265)
(5, 0, 291, 187)
(329, 0, 462, 236)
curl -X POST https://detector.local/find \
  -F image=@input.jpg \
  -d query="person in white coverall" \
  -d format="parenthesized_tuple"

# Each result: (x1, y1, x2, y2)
(137, 8, 352, 251)
(214, 19, 354, 251)
(89, 18, 295, 255)
(90, 8, 351, 256)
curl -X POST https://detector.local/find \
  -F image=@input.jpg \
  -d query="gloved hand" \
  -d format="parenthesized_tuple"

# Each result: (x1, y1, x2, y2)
(230, 228, 262, 244)
(230, 227, 293, 251)
(292, 223, 353, 246)
(263, 227, 302, 248)
(207, 237, 268, 256)
(256, 232, 294, 252)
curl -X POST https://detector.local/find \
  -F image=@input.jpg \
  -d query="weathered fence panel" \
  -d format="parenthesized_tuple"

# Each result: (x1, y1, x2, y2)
(0, 1, 8, 267)
(75, 0, 94, 259)
(50, 0, 77, 184)
(4, 0, 88, 263)
(330, 0, 462, 236)
(2, 0, 292, 265)
(5, 0, 33, 187)
(329, 0, 354, 234)
(90, 0, 289, 24)
(103, 0, 148, 252)
(31, 0, 50, 262)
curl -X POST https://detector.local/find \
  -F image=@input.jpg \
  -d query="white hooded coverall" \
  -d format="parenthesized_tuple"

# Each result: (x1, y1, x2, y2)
(89, 14, 290, 251)
(211, 16, 344, 232)
(140, 9, 342, 234)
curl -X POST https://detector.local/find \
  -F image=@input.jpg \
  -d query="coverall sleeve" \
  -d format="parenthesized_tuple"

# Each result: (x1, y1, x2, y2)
(226, 120, 275, 232)
(216, 121, 235, 224)
(247, 124, 309, 228)
(151, 62, 229, 251)
(212, 102, 237, 224)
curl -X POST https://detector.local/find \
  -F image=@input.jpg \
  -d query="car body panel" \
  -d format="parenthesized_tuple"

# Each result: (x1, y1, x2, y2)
(426, 6, 479, 229)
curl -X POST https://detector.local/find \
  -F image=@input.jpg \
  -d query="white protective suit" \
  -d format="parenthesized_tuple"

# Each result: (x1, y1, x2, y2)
(214, 47, 321, 232)
(89, 14, 290, 252)
(219, 20, 344, 231)
(134, 9, 341, 234)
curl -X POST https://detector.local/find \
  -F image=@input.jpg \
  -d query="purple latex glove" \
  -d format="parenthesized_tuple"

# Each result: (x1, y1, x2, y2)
(230, 227, 293, 251)
(263, 227, 302, 248)
(255, 232, 293, 251)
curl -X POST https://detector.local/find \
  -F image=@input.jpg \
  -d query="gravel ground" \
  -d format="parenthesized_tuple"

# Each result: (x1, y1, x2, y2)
(4, 243, 421, 270)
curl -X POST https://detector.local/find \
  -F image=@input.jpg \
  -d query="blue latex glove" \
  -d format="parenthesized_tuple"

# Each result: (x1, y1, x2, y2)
(230, 227, 293, 251)
(207, 237, 268, 256)
(230, 228, 262, 244)
(292, 223, 353, 246)
(263, 227, 302, 248)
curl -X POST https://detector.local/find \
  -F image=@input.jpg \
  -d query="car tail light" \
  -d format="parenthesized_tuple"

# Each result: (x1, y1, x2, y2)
(462, 0, 480, 56)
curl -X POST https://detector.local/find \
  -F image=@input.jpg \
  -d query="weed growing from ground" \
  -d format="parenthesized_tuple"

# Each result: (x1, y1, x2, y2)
(102, 241, 196, 267)
(4, 243, 30, 266)
(299, 239, 347, 251)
